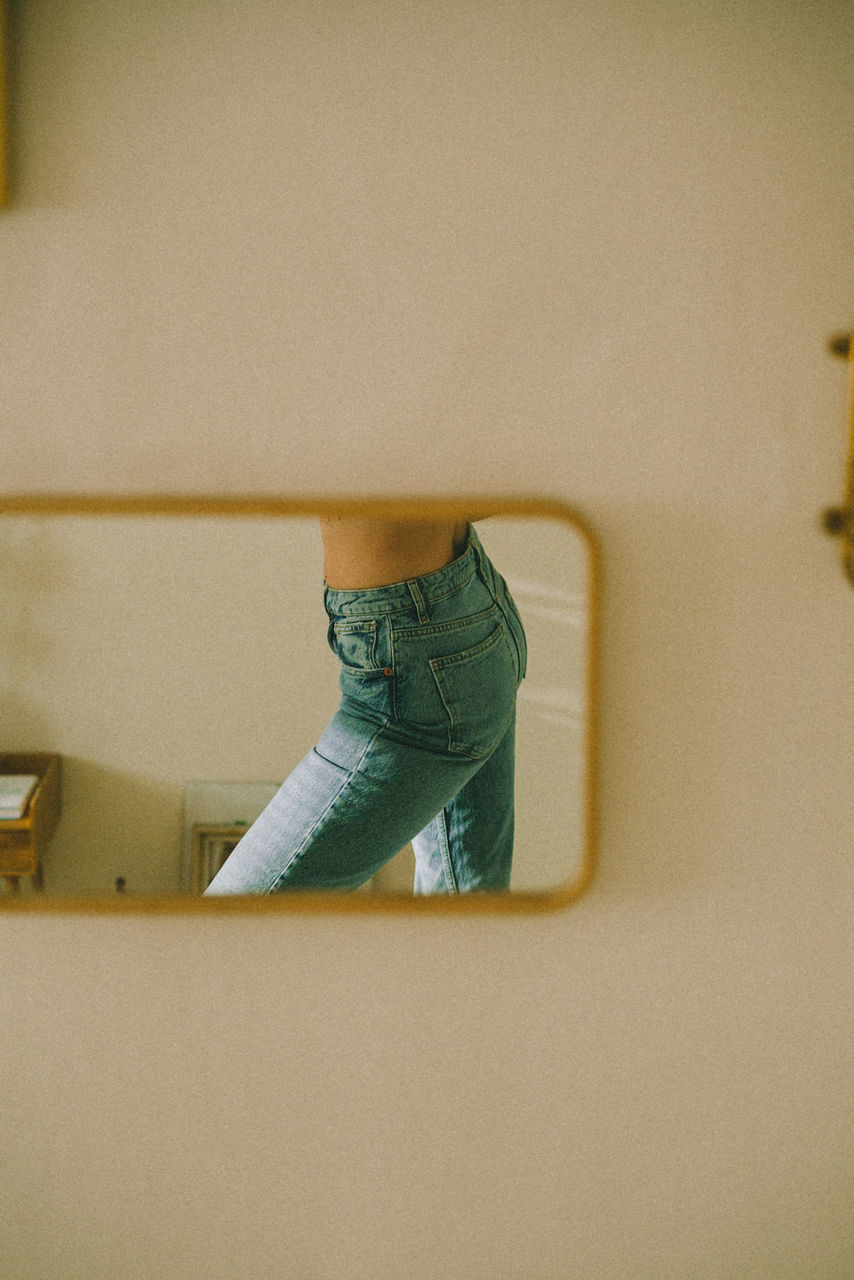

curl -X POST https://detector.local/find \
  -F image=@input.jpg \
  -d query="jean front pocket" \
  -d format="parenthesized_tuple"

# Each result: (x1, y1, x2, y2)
(429, 623, 517, 759)
(329, 619, 380, 671)
(328, 618, 393, 718)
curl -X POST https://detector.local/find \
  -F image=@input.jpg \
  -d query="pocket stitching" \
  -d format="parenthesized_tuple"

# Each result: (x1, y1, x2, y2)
(330, 619, 384, 675)
(428, 620, 507, 674)
(429, 624, 515, 759)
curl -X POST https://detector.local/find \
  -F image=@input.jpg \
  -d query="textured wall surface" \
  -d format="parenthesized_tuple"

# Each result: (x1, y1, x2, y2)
(2, 2, 853, 1277)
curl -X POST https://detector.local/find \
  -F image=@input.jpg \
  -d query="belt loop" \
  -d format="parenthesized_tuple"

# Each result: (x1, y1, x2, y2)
(407, 579, 430, 623)
(470, 524, 494, 593)
(469, 523, 485, 572)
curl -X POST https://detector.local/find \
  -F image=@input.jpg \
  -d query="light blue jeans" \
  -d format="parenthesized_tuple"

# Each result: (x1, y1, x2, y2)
(204, 525, 526, 895)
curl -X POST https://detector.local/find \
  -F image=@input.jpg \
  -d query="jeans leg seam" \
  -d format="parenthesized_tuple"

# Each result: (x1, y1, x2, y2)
(264, 722, 388, 893)
(437, 808, 459, 894)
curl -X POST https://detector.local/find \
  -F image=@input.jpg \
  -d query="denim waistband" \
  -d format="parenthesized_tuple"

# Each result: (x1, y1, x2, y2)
(324, 523, 490, 619)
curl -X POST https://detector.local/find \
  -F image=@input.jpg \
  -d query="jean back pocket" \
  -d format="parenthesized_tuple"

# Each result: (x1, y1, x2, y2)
(430, 623, 517, 759)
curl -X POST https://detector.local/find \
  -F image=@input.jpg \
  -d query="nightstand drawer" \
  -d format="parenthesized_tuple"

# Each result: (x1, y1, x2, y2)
(0, 830, 36, 875)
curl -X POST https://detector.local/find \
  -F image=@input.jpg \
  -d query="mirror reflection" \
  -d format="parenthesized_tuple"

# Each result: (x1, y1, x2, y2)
(0, 507, 594, 903)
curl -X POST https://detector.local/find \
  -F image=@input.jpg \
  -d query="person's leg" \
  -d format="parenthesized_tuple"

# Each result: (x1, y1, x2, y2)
(411, 706, 516, 894)
(203, 703, 489, 894)
(204, 523, 526, 897)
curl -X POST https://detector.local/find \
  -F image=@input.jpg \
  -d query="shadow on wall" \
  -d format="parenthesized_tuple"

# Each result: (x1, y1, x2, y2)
(0, 519, 69, 731)
(0, 526, 181, 896)
(28, 758, 183, 898)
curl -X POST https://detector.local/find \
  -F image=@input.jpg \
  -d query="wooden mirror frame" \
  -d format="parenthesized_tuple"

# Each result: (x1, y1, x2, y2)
(0, 493, 599, 914)
(0, 0, 8, 207)
(822, 333, 854, 585)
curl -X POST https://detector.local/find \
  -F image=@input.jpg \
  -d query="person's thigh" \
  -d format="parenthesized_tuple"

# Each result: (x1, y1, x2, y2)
(203, 705, 486, 894)
(205, 526, 526, 896)
(411, 707, 516, 894)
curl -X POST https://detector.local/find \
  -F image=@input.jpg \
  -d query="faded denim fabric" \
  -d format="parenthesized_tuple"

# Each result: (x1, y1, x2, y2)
(204, 525, 526, 896)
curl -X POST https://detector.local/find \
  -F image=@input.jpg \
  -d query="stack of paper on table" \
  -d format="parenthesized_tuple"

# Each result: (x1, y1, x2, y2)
(0, 774, 40, 819)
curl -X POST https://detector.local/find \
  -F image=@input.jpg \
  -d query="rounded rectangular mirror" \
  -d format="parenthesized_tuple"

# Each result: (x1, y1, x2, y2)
(0, 497, 597, 913)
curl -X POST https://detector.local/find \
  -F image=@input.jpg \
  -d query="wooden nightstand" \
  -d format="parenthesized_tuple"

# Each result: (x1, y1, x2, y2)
(0, 754, 61, 894)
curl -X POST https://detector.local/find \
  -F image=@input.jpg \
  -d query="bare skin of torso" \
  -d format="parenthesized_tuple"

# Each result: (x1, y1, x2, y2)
(319, 517, 473, 590)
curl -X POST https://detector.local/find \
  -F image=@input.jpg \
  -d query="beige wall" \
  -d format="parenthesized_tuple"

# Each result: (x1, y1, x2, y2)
(1, 2, 852, 1276)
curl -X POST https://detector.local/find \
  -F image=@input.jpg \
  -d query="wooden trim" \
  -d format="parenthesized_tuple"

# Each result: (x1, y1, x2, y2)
(0, 495, 600, 916)
(0, 0, 7, 207)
